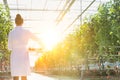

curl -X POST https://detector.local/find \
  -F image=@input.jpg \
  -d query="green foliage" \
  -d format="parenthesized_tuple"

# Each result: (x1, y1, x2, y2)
(0, 4, 13, 60)
(35, 0, 120, 73)
(93, 0, 120, 54)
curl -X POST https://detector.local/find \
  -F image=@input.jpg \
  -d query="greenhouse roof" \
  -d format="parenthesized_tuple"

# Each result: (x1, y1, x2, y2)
(0, 0, 110, 37)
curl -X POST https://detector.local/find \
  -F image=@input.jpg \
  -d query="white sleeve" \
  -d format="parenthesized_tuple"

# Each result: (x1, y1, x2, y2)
(29, 31, 44, 48)
(8, 32, 12, 50)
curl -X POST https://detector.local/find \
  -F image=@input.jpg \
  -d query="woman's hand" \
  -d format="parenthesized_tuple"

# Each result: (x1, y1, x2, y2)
(28, 47, 43, 52)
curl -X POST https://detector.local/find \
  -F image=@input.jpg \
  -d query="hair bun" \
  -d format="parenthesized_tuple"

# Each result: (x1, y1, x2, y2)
(16, 14, 22, 19)
(15, 14, 23, 25)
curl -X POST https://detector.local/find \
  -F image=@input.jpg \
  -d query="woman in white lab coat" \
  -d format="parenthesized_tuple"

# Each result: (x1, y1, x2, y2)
(8, 14, 44, 80)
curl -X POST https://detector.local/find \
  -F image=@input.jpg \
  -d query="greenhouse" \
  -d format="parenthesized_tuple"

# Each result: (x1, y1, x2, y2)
(1, 0, 120, 80)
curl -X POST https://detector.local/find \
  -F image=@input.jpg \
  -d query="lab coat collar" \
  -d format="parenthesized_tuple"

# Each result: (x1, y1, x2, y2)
(15, 26, 23, 29)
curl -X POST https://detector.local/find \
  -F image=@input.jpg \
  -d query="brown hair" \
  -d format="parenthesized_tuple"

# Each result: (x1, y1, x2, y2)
(15, 14, 23, 25)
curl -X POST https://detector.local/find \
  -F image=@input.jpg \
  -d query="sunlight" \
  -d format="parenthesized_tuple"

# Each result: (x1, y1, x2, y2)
(28, 28, 61, 67)
(42, 29, 60, 50)
(26, 19, 62, 51)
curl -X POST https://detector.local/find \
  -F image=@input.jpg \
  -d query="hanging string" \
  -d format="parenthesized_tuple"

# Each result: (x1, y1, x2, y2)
(80, 0, 82, 26)
(30, 0, 32, 20)
(56, 0, 63, 10)
(43, 0, 47, 10)
(31, 0, 32, 9)
(17, 0, 19, 13)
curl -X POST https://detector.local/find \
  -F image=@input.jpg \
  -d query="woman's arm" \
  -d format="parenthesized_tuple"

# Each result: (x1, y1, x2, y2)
(29, 31, 44, 49)
(8, 32, 12, 50)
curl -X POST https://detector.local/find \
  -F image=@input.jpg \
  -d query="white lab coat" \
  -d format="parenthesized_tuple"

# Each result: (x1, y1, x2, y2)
(8, 26, 42, 76)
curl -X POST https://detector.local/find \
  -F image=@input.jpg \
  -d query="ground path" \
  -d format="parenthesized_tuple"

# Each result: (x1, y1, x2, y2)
(0, 72, 80, 80)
